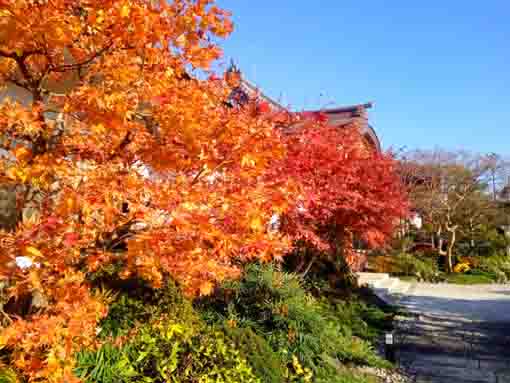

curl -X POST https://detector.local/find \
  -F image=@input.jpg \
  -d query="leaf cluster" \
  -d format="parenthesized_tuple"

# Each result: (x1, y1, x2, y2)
(76, 282, 260, 383)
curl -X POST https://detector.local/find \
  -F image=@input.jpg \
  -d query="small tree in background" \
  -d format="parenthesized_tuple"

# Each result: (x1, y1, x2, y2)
(481, 153, 510, 201)
(401, 149, 499, 272)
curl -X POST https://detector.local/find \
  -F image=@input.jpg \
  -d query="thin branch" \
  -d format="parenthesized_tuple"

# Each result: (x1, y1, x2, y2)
(49, 42, 114, 73)
(7, 78, 28, 89)
(107, 131, 133, 161)
(0, 49, 16, 59)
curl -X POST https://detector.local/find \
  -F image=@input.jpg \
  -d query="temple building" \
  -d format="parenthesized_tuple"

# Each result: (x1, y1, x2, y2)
(226, 63, 381, 152)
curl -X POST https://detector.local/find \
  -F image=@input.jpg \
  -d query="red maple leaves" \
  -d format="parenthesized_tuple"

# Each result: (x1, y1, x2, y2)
(274, 119, 409, 266)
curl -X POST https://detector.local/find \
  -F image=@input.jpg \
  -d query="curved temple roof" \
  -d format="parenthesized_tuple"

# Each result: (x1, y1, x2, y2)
(316, 103, 381, 152)
(237, 75, 381, 152)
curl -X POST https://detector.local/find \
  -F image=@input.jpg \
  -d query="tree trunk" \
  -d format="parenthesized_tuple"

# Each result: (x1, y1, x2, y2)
(301, 256, 316, 278)
(469, 218, 475, 248)
(437, 227, 446, 256)
(446, 227, 457, 273)
(503, 226, 510, 258)
(329, 227, 356, 288)
(294, 247, 308, 273)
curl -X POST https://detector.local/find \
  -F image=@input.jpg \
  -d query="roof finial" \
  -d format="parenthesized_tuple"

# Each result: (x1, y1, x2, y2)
(226, 59, 242, 87)
(227, 59, 241, 76)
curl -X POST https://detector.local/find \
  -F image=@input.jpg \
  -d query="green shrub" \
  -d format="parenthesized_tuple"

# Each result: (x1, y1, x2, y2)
(0, 366, 19, 383)
(78, 265, 390, 383)
(75, 343, 136, 383)
(128, 319, 259, 383)
(197, 263, 389, 381)
(393, 252, 440, 281)
(77, 281, 260, 383)
(333, 301, 392, 342)
(317, 368, 378, 383)
(97, 279, 195, 338)
(225, 327, 285, 383)
(76, 321, 260, 383)
(444, 271, 496, 285)
(478, 253, 510, 282)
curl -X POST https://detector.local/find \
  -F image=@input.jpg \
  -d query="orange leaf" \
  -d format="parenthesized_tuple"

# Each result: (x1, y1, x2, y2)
(199, 281, 214, 296)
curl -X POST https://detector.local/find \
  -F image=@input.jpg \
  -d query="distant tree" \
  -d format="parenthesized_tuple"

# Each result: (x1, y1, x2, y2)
(401, 149, 497, 271)
(480, 153, 510, 201)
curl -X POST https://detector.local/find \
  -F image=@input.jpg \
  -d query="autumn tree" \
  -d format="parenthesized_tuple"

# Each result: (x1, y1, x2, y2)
(274, 117, 409, 278)
(0, 1, 294, 380)
(401, 150, 497, 272)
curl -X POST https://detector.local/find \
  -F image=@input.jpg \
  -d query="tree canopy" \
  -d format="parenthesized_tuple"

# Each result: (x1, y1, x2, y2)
(0, 1, 294, 380)
(277, 118, 408, 271)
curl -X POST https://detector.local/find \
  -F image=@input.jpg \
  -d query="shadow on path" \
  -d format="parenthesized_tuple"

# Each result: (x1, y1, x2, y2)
(394, 284, 510, 383)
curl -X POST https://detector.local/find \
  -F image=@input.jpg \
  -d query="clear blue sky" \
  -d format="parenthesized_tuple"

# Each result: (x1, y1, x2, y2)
(214, 1, 510, 154)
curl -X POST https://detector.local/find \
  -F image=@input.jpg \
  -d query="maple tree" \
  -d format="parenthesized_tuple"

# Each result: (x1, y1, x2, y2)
(0, 1, 294, 380)
(275, 117, 409, 274)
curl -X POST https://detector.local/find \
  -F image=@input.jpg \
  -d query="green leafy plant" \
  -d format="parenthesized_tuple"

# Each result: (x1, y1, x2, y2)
(198, 263, 389, 382)
(76, 280, 260, 383)
(96, 279, 196, 338)
(333, 301, 392, 342)
(316, 366, 379, 383)
(125, 319, 260, 383)
(75, 343, 136, 383)
(77, 266, 391, 383)
(444, 271, 496, 285)
(225, 327, 285, 383)
(477, 253, 510, 282)
(0, 366, 19, 383)
(393, 252, 440, 281)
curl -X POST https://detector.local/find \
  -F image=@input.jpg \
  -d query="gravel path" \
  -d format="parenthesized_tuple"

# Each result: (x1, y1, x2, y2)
(395, 283, 510, 383)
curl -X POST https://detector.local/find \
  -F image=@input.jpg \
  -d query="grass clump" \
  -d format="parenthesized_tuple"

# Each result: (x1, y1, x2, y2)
(444, 271, 496, 284)
(477, 253, 510, 283)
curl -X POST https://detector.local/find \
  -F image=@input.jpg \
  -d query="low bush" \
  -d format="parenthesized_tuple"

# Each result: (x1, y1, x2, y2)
(333, 301, 392, 343)
(0, 366, 19, 383)
(76, 265, 390, 383)
(458, 256, 481, 269)
(224, 327, 285, 383)
(444, 271, 496, 285)
(477, 253, 510, 282)
(198, 263, 390, 383)
(392, 253, 440, 281)
(316, 365, 378, 383)
(369, 255, 397, 274)
(75, 343, 133, 383)
(76, 321, 260, 383)
(95, 279, 196, 338)
(75, 282, 260, 383)
(453, 262, 471, 273)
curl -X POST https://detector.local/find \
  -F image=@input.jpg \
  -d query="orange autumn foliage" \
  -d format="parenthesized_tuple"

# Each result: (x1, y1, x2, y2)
(0, 1, 294, 380)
